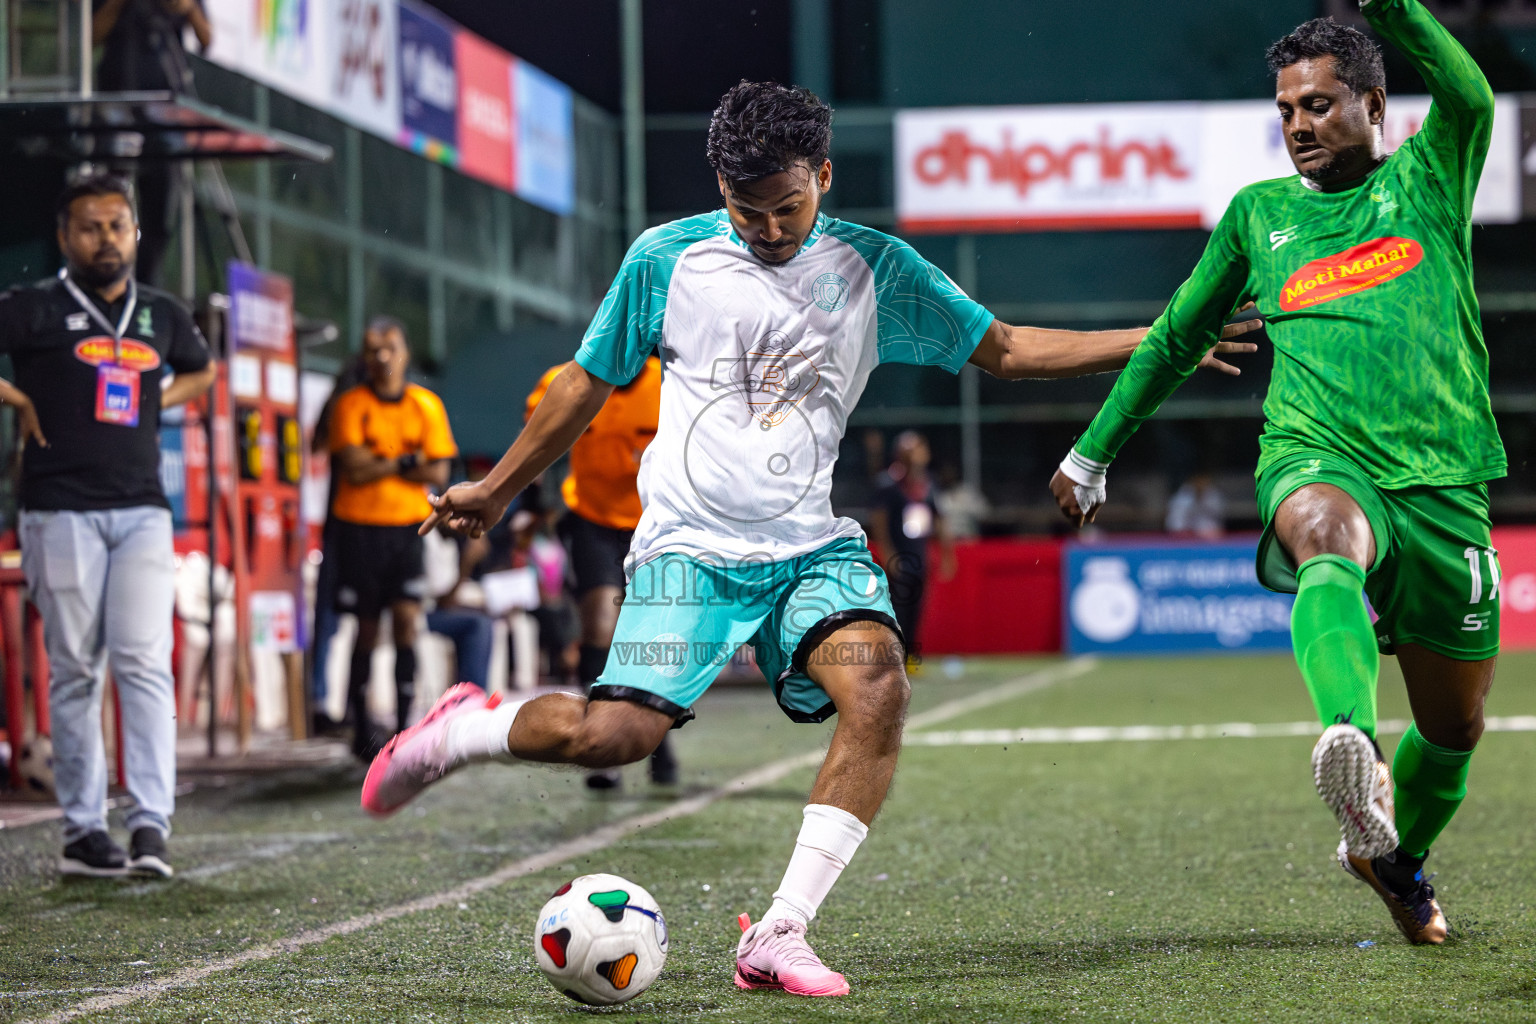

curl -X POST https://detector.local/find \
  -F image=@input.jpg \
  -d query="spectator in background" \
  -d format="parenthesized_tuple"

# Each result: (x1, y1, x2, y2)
(867, 431, 956, 668)
(934, 462, 990, 540)
(1165, 472, 1226, 539)
(0, 173, 217, 877)
(328, 317, 457, 760)
(307, 354, 367, 736)
(525, 357, 677, 788)
(421, 525, 496, 691)
(92, 0, 212, 288)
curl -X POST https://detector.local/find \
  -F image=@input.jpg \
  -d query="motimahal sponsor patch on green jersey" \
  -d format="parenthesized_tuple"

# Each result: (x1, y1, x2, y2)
(1076, 0, 1506, 489)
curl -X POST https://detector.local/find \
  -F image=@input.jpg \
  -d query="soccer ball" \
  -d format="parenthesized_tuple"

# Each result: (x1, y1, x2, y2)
(533, 873, 668, 1005)
(18, 736, 55, 795)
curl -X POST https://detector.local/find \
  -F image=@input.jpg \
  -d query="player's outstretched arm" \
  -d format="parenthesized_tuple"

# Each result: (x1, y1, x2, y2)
(1046, 201, 1255, 526)
(1363, 0, 1493, 215)
(967, 319, 1259, 381)
(422, 362, 614, 537)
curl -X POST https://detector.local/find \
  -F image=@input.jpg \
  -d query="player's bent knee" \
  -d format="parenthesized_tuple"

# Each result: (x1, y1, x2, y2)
(1418, 714, 1483, 752)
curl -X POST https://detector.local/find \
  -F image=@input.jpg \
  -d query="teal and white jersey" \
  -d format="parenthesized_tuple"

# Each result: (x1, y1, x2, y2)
(575, 209, 992, 569)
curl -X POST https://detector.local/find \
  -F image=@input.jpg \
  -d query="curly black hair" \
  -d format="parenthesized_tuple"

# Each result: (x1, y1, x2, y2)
(1266, 17, 1386, 96)
(706, 81, 833, 188)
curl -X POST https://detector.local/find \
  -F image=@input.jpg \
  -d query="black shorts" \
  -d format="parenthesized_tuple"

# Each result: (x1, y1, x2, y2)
(331, 520, 427, 619)
(557, 511, 632, 595)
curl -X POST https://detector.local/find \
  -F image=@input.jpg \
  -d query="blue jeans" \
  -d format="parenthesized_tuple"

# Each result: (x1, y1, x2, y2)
(20, 507, 177, 842)
(425, 608, 494, 690)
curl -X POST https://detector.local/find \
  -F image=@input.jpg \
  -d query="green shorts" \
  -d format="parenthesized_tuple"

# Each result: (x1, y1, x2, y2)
(589, 536, 903, 724)
(1256, 449, 1500, 661)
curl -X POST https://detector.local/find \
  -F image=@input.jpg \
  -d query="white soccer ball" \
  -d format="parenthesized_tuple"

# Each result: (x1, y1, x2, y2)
(533, 873, 668, 1005)
(18, 735, 55, 795)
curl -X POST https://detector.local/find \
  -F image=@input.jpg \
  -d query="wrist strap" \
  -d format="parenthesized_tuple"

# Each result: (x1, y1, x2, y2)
(1059, 449, 1108, 488)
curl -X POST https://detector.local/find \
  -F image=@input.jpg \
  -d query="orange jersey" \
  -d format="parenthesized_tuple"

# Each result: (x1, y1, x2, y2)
(526, 357, 660, 531)
(330, 383, 458, 526)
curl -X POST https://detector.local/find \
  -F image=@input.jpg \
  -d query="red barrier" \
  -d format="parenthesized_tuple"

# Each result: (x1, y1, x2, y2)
(916, 538, 1063, 655)
(1494, 527, 1536, 650)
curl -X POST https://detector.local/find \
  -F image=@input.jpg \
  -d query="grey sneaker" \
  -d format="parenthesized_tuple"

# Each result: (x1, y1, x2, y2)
(128, 827, 174, 878)
(60, 831, 128, 878)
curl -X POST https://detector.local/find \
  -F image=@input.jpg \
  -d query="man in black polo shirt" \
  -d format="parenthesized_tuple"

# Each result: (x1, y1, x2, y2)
(0, 173, 217, 877)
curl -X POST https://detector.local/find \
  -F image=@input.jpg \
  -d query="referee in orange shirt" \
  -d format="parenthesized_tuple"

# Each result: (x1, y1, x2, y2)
(330, 317, 457, 758)
(526, 355, 675, 787)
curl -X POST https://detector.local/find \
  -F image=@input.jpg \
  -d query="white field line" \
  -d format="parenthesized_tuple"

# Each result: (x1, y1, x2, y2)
(22, 658, 1093, 1024)
(904, 714, 1536, 748)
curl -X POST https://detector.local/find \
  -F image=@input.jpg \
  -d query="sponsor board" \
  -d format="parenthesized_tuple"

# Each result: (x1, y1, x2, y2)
(896, 104, 1205, 232)
(455, 29, 514, 191)
(1064, 538, 1294, 655)
(1493, 527, 1536, 650)
(898, 96, 1522, 233)
(199, 0, 576, 216)
(513, 59, 575, 215)
(397, 0, 456, 156)
(328, 0, 400, 138)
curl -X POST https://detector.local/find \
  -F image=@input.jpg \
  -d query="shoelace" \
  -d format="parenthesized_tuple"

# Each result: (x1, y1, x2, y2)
(755, 922, 827, 970)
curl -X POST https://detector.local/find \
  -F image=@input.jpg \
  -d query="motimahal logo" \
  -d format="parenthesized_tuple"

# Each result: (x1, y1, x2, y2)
(1279, 236, 1423, 312)
(73, 337, 161, 371)
(911, 127, 1191, 197)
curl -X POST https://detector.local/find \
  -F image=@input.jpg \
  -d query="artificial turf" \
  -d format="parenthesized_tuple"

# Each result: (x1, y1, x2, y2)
(2, 653, 1534, 1022)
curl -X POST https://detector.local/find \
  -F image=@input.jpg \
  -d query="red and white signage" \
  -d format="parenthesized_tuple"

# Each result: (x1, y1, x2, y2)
(898, 97, 1521, 234)
(454, 31, 514, 191)
(896, 104, 1205, 233)
(1494, 527, 1536, 651)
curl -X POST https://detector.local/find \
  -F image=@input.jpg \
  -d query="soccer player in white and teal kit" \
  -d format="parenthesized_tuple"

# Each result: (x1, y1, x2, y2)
(362, 81, 1254, 996)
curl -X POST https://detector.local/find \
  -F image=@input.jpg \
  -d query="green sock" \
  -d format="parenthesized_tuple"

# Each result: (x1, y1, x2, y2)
(1291, 554, 1379, 739)
(1393, 723, 1473, 859)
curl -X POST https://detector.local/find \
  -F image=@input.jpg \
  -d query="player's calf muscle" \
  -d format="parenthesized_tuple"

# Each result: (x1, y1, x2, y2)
(508, 693, 670, 767)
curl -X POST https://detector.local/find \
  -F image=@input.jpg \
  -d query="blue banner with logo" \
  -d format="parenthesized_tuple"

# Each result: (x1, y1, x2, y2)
(1064, 537, 1295, 654)
(398, 0, 458, 154)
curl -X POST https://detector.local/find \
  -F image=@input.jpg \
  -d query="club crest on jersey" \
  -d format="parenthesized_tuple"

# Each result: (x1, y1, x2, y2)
(810, 273, 849, 313)
(73, 336, 162, 371)
(1370, 186, 1399, 218)
(1279, 236, 1422, 312)
(135, 306, 155, 337)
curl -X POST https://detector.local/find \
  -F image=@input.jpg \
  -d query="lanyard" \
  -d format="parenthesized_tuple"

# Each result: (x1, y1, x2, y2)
(59, 270, 137, 364)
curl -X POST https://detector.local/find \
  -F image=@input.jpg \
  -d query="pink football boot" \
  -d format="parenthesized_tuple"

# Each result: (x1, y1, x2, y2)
(734, 913, 850, 997)
(362, 683, 499, 818)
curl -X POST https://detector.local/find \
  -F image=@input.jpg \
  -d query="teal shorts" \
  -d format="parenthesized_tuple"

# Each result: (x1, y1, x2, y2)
(589, 536, 903, 723)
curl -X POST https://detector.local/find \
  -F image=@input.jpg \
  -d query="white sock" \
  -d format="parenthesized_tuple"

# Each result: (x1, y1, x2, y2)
(444, 698, 525, 766)
(760, 804, 868, 928)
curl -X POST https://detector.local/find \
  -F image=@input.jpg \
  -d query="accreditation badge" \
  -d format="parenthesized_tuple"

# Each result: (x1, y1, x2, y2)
(95, 364, 141, 426)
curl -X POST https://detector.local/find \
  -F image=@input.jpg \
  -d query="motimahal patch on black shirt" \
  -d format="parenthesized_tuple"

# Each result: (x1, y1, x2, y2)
(0, 276, 210, 511)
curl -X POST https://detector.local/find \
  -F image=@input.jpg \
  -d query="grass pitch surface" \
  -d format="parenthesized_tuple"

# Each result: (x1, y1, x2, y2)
(2, 653, 1535, 1023)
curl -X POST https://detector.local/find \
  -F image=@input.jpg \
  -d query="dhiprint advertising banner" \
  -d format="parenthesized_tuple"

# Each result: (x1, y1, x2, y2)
(897, 97, 1522, 233)
(896, 103, 1206, 233)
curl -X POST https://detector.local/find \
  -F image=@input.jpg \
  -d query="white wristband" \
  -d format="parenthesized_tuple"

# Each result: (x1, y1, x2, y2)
(1059, 449, 1109, 516)
(1058, 449, 1108, 488)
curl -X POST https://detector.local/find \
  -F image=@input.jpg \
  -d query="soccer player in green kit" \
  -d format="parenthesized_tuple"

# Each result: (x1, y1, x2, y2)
(1050, 0, 1503, 946)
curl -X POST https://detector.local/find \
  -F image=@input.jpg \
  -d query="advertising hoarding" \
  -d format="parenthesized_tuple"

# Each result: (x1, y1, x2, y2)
(397, 0, 457, 156)
(898, 97, 1523, 234)
(454, 30, 514, 191)
(1064, 538, 1295, 655)
(513, 59, 575, 216)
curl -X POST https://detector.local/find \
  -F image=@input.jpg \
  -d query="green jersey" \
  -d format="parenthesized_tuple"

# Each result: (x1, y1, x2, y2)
(1074, 0, 1506, 489)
